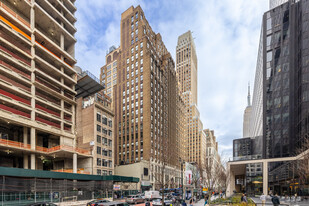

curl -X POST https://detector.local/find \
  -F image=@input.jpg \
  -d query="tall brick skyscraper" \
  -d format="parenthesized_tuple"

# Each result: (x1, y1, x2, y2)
(101, 5, 186, 189)
(176, 31, 206, 164)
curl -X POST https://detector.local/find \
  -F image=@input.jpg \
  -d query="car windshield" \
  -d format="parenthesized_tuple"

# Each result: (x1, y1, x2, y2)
(153, 199, 161, 202)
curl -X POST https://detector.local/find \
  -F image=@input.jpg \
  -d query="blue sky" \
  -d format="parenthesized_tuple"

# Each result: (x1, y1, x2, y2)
(75, 0, 269, 159)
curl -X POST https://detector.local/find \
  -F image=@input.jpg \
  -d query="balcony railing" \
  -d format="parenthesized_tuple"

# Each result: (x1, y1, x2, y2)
(0, 138, 31, 149)
(0, 89, 31, 105)
(0, 139, 91, 156)
(0, 73, 31, 92)
(0, 28, 31, 55)
(35, 116, 61, 129)
(0, 2, 30, 28)
(51, 168, 90, 174)
(0, 104, 30, 118)
(36, 90, 61, 106)
(64, 126, 71, 131)
(64, 115, 72, 121)
(0, 45, 30, 66)
(0, 60, 31, 80)
(36, 76, 61, 93)
(36, 104, 60, 117)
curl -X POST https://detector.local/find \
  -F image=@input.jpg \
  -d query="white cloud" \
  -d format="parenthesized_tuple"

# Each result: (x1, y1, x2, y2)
(75, 0, 269, 158)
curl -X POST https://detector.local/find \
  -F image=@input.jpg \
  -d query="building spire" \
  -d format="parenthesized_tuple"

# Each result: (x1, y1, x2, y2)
(247, 82, 251, 106)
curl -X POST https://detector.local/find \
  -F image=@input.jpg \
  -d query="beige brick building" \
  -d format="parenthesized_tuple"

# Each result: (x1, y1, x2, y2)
(176, 31, 206, 165)
(76, 91, 114, 175)
(100, 5, 186, 189)
(0, 0, 91, 172)
(100, 46, 120, 100)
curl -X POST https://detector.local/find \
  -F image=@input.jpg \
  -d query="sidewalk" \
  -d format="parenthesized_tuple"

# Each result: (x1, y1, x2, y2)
(251, 197, 309, 206)
(193, 199, 205, 206)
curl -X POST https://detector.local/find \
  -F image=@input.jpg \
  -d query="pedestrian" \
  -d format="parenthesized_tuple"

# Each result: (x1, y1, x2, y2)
(181, 200, 187, 206)
(204, 194, 209, 206)
(189, 197, 193, 206)
(241, 193, 248, 205)
(271, 193, 280, 206)
(260, 193, 266, 206)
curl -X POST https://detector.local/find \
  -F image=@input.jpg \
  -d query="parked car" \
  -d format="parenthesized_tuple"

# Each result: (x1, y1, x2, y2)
(125, 195, 145, 204)
(96, 201, 129, 206)
(139, 193, 145, 199)
(145, 191, 160, 200)
(26, 203, 57, 206)
(152, 198, 173, 206)
(86, 199, 110, 206)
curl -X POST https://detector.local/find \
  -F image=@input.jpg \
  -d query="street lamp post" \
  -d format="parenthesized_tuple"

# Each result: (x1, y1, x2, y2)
(179, 158, 185, 201)
(181, 161, 184, 201)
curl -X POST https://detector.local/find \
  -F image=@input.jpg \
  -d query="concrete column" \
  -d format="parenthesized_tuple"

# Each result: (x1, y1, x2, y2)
(31, 154, 35, 170)
(23, 127, 28, 145)
(30, 127, 36, 150)
(30, 128, 36, 170)
(226, 163, 235, 197)
(263, 161, 268, 195)
(23, 155, 29, 169)
(60, 34, 64, 50)
(73, 153, 77, 173)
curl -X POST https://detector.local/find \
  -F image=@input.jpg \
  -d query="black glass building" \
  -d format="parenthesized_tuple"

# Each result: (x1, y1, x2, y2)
(263, 0, 309, 159)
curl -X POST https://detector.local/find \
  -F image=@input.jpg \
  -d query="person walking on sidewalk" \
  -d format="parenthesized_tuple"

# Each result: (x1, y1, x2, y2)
(260, 193, 266, 206)
(271, 193, 280, 206)
(204, 194, 209, 206)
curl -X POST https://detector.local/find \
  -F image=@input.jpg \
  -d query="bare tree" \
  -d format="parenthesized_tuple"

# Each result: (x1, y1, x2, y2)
(201, 154, 228, 195)
(293, 138, 309, 191)
(151, 136, 179, 204)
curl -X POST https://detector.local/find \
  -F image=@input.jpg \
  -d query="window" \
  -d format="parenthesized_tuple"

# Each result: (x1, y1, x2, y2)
(97, 125, 101, 132)
(136, 37, 138, 42)
(131, 32, 134, 38)
(97, 147, 101, 154)
(267, 35, 272, 47)
(97, 169, 101, 175)
(97, 158, 101, 166)
(135, 12, 138, 19)
(141, 67, 143, 73)
(141, 59, 143, 65)
(141, 75, 143, 81)
(97, 113, 101, 122)
(127, 58, 129, 64)
(141, 42, 143, 48)
(135, 29, 138, 35)
(141, 50, 143, 56)
(267, 51, 272, 62)
(135, 21, 138, 27)
(97, 135, 101, 143)
(131, 56, 134, 61)
(102, 117, 107, 125)
(266, 17, 272, 30)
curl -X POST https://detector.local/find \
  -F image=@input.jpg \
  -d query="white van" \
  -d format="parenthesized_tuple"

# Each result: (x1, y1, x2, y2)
(145, 191, 160, 200)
